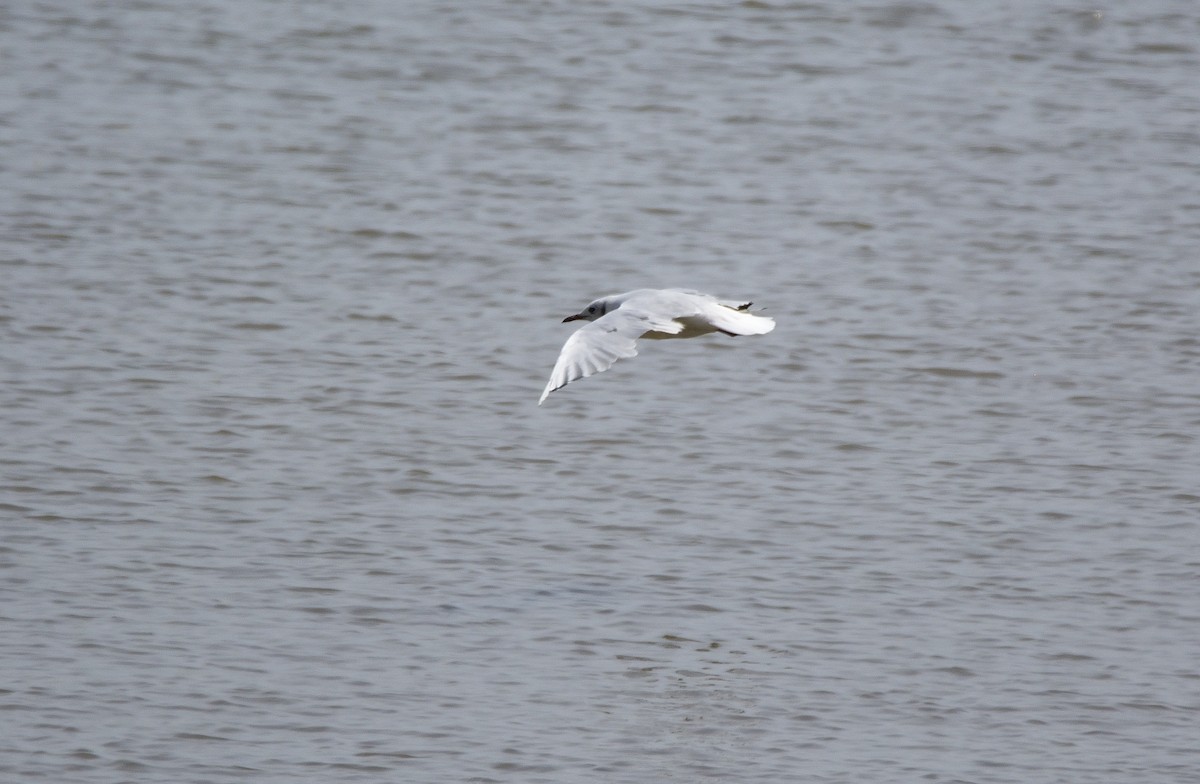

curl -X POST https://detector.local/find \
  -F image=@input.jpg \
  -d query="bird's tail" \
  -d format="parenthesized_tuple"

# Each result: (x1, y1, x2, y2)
(708, 303, 776, 335)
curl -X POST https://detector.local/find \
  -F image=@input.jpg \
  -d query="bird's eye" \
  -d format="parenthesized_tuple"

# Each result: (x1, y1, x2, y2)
(588, 306, 596, 313)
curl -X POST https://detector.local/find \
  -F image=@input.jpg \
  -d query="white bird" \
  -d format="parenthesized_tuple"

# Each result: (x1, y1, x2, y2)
(539, 288, 775, 404)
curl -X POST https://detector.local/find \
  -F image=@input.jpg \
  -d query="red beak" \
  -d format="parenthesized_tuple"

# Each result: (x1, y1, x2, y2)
(562, 314, 583, 322)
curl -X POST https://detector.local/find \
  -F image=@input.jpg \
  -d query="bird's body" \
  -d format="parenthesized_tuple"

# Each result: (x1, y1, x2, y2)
(539, 288, 775, 404)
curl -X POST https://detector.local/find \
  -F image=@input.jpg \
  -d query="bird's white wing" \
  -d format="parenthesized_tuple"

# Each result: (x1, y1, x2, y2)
(539, 307, 681, 404)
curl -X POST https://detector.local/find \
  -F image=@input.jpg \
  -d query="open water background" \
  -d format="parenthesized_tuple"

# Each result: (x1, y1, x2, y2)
(3, 1, 1199, 782)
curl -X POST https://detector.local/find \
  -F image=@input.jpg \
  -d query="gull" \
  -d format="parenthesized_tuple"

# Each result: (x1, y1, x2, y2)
(539, 288, 775, 404)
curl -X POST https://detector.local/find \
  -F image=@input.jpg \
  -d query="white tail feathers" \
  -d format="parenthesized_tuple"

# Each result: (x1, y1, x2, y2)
(708, 305, 775, 336)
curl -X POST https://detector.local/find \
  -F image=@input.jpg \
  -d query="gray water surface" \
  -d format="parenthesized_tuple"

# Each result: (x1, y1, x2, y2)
(3, 2, 1199, 782)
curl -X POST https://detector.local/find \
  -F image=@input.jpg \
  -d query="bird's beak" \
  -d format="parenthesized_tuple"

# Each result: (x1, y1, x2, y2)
(562, 314, 583, 322)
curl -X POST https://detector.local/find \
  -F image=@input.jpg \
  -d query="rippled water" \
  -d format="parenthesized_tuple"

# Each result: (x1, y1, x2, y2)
(3, 1, 1199, 782)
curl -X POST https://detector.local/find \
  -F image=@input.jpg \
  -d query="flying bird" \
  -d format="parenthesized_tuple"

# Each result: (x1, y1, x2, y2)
(539, 288, 775, 404)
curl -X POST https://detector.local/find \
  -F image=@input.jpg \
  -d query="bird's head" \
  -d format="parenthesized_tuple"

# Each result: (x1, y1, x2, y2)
(562, 296, 612, 323)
